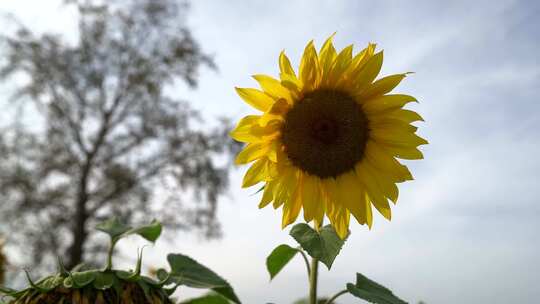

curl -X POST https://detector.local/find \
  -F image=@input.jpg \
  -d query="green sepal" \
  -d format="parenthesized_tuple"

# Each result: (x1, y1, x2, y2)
(71, 270, 97, 287)
(115, 270, 138, 282)
(265, 244, 299, 280)
(24, 270, 50, 293)
(38, 274, 64, 290)
(142, 273, 170, 288)
(346, 273, 408, 304)
(56, 257, 69, 276)
(93, 272, 115, 290)
(289, 223, 347, 269)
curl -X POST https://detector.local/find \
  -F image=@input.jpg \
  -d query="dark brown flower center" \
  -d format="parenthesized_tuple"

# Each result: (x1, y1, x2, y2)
(281, 90, 369, 178)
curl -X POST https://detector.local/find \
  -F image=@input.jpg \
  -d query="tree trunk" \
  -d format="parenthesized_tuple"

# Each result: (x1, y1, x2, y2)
(66, 172, 90, 270)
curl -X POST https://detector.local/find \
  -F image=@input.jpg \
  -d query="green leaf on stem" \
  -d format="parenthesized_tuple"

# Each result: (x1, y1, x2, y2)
(346, 273, 408, 304)
(266, 244, 299, 280)
(96, 218, 131, 240)
(96, 218, 162, 244)
(289, 224, 346, 269)
(167, 253, 241, 304)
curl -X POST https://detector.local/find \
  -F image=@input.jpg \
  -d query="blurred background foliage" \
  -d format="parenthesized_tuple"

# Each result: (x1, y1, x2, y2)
(0, 0, 239, 276)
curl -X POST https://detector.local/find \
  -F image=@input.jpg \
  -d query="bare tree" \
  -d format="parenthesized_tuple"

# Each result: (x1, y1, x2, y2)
(0, 0, 236, 271)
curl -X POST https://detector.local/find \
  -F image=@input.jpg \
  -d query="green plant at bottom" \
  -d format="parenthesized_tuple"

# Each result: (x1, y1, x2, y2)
(0, 218, 240, 304)
(266, 223, 407, 304)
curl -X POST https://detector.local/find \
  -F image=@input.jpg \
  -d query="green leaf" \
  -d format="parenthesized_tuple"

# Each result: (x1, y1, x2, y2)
(96, 218, 162, 243)
(96, 218, 131, 241)
(266, 244, 298, 280)
(167, 253, 241, 304)
(179, 292, 231, 304)
(289, 224, 346, 269)
(123, 220, 162, 243)
(346, 273, 408, 304)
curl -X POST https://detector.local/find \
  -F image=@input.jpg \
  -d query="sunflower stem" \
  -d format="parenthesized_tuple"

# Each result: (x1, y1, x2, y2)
(309, 221, 323, 304)
(105, 239, 116, 271)
(309, 256, 319, 304)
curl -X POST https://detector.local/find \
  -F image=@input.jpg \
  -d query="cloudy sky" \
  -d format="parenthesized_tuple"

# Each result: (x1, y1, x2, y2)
(1, 0, 539, 303)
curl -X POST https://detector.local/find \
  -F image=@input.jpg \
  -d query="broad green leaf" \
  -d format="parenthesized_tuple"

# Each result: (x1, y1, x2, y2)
(289, 224, 346, 269)
(167, 254, 241, 304)
(346, 273, 408, 304)
(180, 293, 231, 304)
(266, 244, 298, 280)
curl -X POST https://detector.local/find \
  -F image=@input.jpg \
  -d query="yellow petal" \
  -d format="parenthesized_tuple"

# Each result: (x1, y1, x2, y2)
(370, 108, 424, 123)
(299, 40, 321, 92)
(365, 193, 373, 228)
(301, 174, 322, 222)
(282, 172, 303, 228)
(364, 141, 413, 182)
(259, 98, 289, 126)
(242, 158, 269, 187)
(273, 166, 297, 209)
(229, 115, 261, 142)
(362, 94, 417, 113)
(357, 73, 409, 100)
(280, 73, 302, 100)
(371, 129, 429, 148)
(325, 44, 353, 88)
(235, 142, 270, 165)
(253, 74, 293, 102)
(356, 161, 392, 220)
(259, 181, 276, 208)
(231, 119, 281, 144)
(369, 118, 418, 133)
(381, 145, 425, 160)
(336, 172, 368, 225)
(352, 51, 383, 92)
(328, 204, 350, 239)
(364, 160, 399, 203)
(279, 51, 297, 78)
(319, 34, 337, 78)
(235, 87, 275, 112)
(349, 43, 376, 72)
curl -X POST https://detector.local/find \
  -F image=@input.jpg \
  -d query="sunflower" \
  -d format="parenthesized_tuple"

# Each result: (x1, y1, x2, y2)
(230, 35, 427, 238)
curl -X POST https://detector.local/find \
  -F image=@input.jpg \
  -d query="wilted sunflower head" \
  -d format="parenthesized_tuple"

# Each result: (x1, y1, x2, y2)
(230, 34, 427, 238)
(0, 219, 241, 304)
